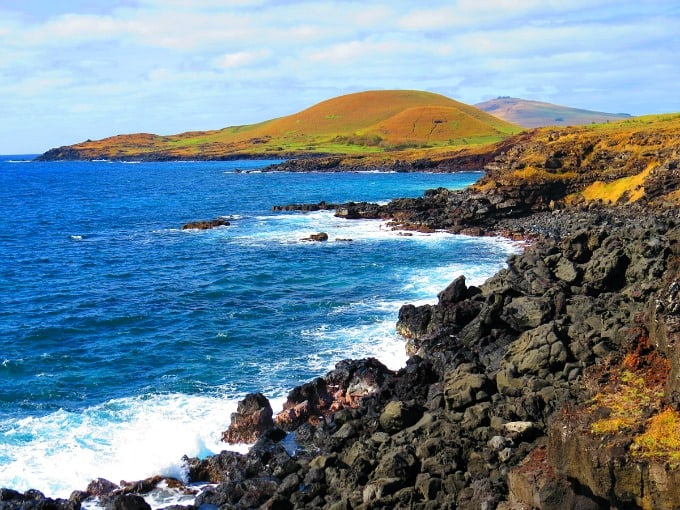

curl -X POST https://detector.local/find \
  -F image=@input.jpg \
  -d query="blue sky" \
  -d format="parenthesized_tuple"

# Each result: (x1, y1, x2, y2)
(1, 0, 678, 154)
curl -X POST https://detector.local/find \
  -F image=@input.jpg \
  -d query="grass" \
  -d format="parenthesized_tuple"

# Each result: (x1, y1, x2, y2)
(584, 337, 680, 465)
(589, 369, 658, 435)
(47, 90, 523, 161)
(574, 163, 657, 204)
(633, 408, 680, 464)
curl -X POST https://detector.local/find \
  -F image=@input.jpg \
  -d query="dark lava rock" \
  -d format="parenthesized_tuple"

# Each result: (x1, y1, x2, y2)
(301, 232, 329, 242)
(181, 218, 230, 230)
(103, 494, 150, 510)
(0, 489, 80, 510)
(222, 392, 275, 444)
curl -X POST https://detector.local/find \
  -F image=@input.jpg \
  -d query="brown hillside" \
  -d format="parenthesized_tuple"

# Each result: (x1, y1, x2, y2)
(37, 90, 521, 161)
(365, 106, 510, 144)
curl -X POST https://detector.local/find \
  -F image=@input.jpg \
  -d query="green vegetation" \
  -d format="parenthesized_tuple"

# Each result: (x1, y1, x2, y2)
(634, 408, 680, 464)
(40, 90, 522, 161)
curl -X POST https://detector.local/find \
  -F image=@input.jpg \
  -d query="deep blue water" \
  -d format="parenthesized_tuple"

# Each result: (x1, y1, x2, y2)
(0, 157, 518, 496)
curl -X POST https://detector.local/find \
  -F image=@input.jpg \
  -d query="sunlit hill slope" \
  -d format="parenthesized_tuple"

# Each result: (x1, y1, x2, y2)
(475, 113, 680, 207)
(37, 90, 521, 161)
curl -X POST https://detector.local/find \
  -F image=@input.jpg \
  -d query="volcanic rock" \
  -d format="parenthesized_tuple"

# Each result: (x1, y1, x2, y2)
(221, 392, 275, 444)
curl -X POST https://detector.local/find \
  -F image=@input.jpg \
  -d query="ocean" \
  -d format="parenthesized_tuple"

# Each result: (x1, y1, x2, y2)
(0, 157, 519, 501)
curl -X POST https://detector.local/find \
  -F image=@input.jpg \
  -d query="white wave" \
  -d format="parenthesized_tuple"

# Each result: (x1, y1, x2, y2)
(0, 393, 256, 500)
(237, 210, 457, 246)
(298, 317, 408, 372)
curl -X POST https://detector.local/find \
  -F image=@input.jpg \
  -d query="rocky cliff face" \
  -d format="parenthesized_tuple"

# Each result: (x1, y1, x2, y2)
(477, 117, 680, 208)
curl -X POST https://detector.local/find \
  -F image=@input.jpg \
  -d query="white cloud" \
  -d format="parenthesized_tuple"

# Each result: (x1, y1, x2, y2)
(214, 49, 272, 69)
(0, 0, 678, 153)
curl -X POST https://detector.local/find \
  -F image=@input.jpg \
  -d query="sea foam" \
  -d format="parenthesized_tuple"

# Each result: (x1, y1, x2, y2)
(0, 393, 248, 498)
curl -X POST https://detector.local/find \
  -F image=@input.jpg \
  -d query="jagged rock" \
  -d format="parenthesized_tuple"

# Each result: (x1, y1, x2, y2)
(438, 275, 469, 305)
(396, 304, 433, 343)
(0, 489, 80, 510)
(221, 392, 275, 444)
(379, 400, 422, 433)
(275, 358, 392, 430)
(583, 236, 630, 292)
(85, 478, 119, 497)
(184, 450, 261, 484)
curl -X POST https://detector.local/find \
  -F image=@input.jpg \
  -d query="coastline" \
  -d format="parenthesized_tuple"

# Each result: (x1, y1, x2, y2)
(10, 100, 680, 510)
(3, 142, 679, 509)
(4, 198, 677, 510)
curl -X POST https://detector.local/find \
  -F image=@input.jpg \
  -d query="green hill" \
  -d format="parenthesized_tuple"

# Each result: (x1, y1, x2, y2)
(38, 90, 522, 161)
(475, 97, 631, 128)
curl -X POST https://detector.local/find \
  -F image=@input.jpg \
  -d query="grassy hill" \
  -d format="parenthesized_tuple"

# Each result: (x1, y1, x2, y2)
(37, 90, 521, 161)
(475, 97, 631, 128)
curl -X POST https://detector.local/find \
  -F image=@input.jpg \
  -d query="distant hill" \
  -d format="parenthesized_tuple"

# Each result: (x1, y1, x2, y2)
(475, 97, 631, 128)
(37, 90, 521, 161)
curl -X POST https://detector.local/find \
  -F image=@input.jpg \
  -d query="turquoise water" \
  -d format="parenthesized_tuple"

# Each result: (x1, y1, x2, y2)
(0, 157, 518, 496)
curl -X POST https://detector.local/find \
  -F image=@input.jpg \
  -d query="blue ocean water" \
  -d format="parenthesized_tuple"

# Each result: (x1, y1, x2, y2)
(0, 157, 519, 497)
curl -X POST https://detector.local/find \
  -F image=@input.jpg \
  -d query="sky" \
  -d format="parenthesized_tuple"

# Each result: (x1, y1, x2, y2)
(1, 0, 678, 154)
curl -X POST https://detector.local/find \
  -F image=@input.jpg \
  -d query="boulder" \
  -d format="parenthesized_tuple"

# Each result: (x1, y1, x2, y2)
(396, 303, 433, 342)
(379, 400, 423, 433)
(103, 494, 150, 510)
(502, 323, 567, 378)
(222, 392, 275, 444)
(500, 296, 553, 331)
(444, 363, 494, 411)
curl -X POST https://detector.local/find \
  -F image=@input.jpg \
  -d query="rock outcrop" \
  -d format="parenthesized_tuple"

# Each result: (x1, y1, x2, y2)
(222, 393, 276, 444)
(181, 218, 231, 230)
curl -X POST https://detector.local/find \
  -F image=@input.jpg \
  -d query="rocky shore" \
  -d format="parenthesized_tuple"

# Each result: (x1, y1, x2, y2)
(4, 123, 680, 509)
(3, 196, 678, 510)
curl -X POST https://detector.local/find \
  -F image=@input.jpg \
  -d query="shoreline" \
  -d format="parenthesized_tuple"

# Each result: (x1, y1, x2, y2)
(2, 181, 678, 509)
(0, 203, 518, 504)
